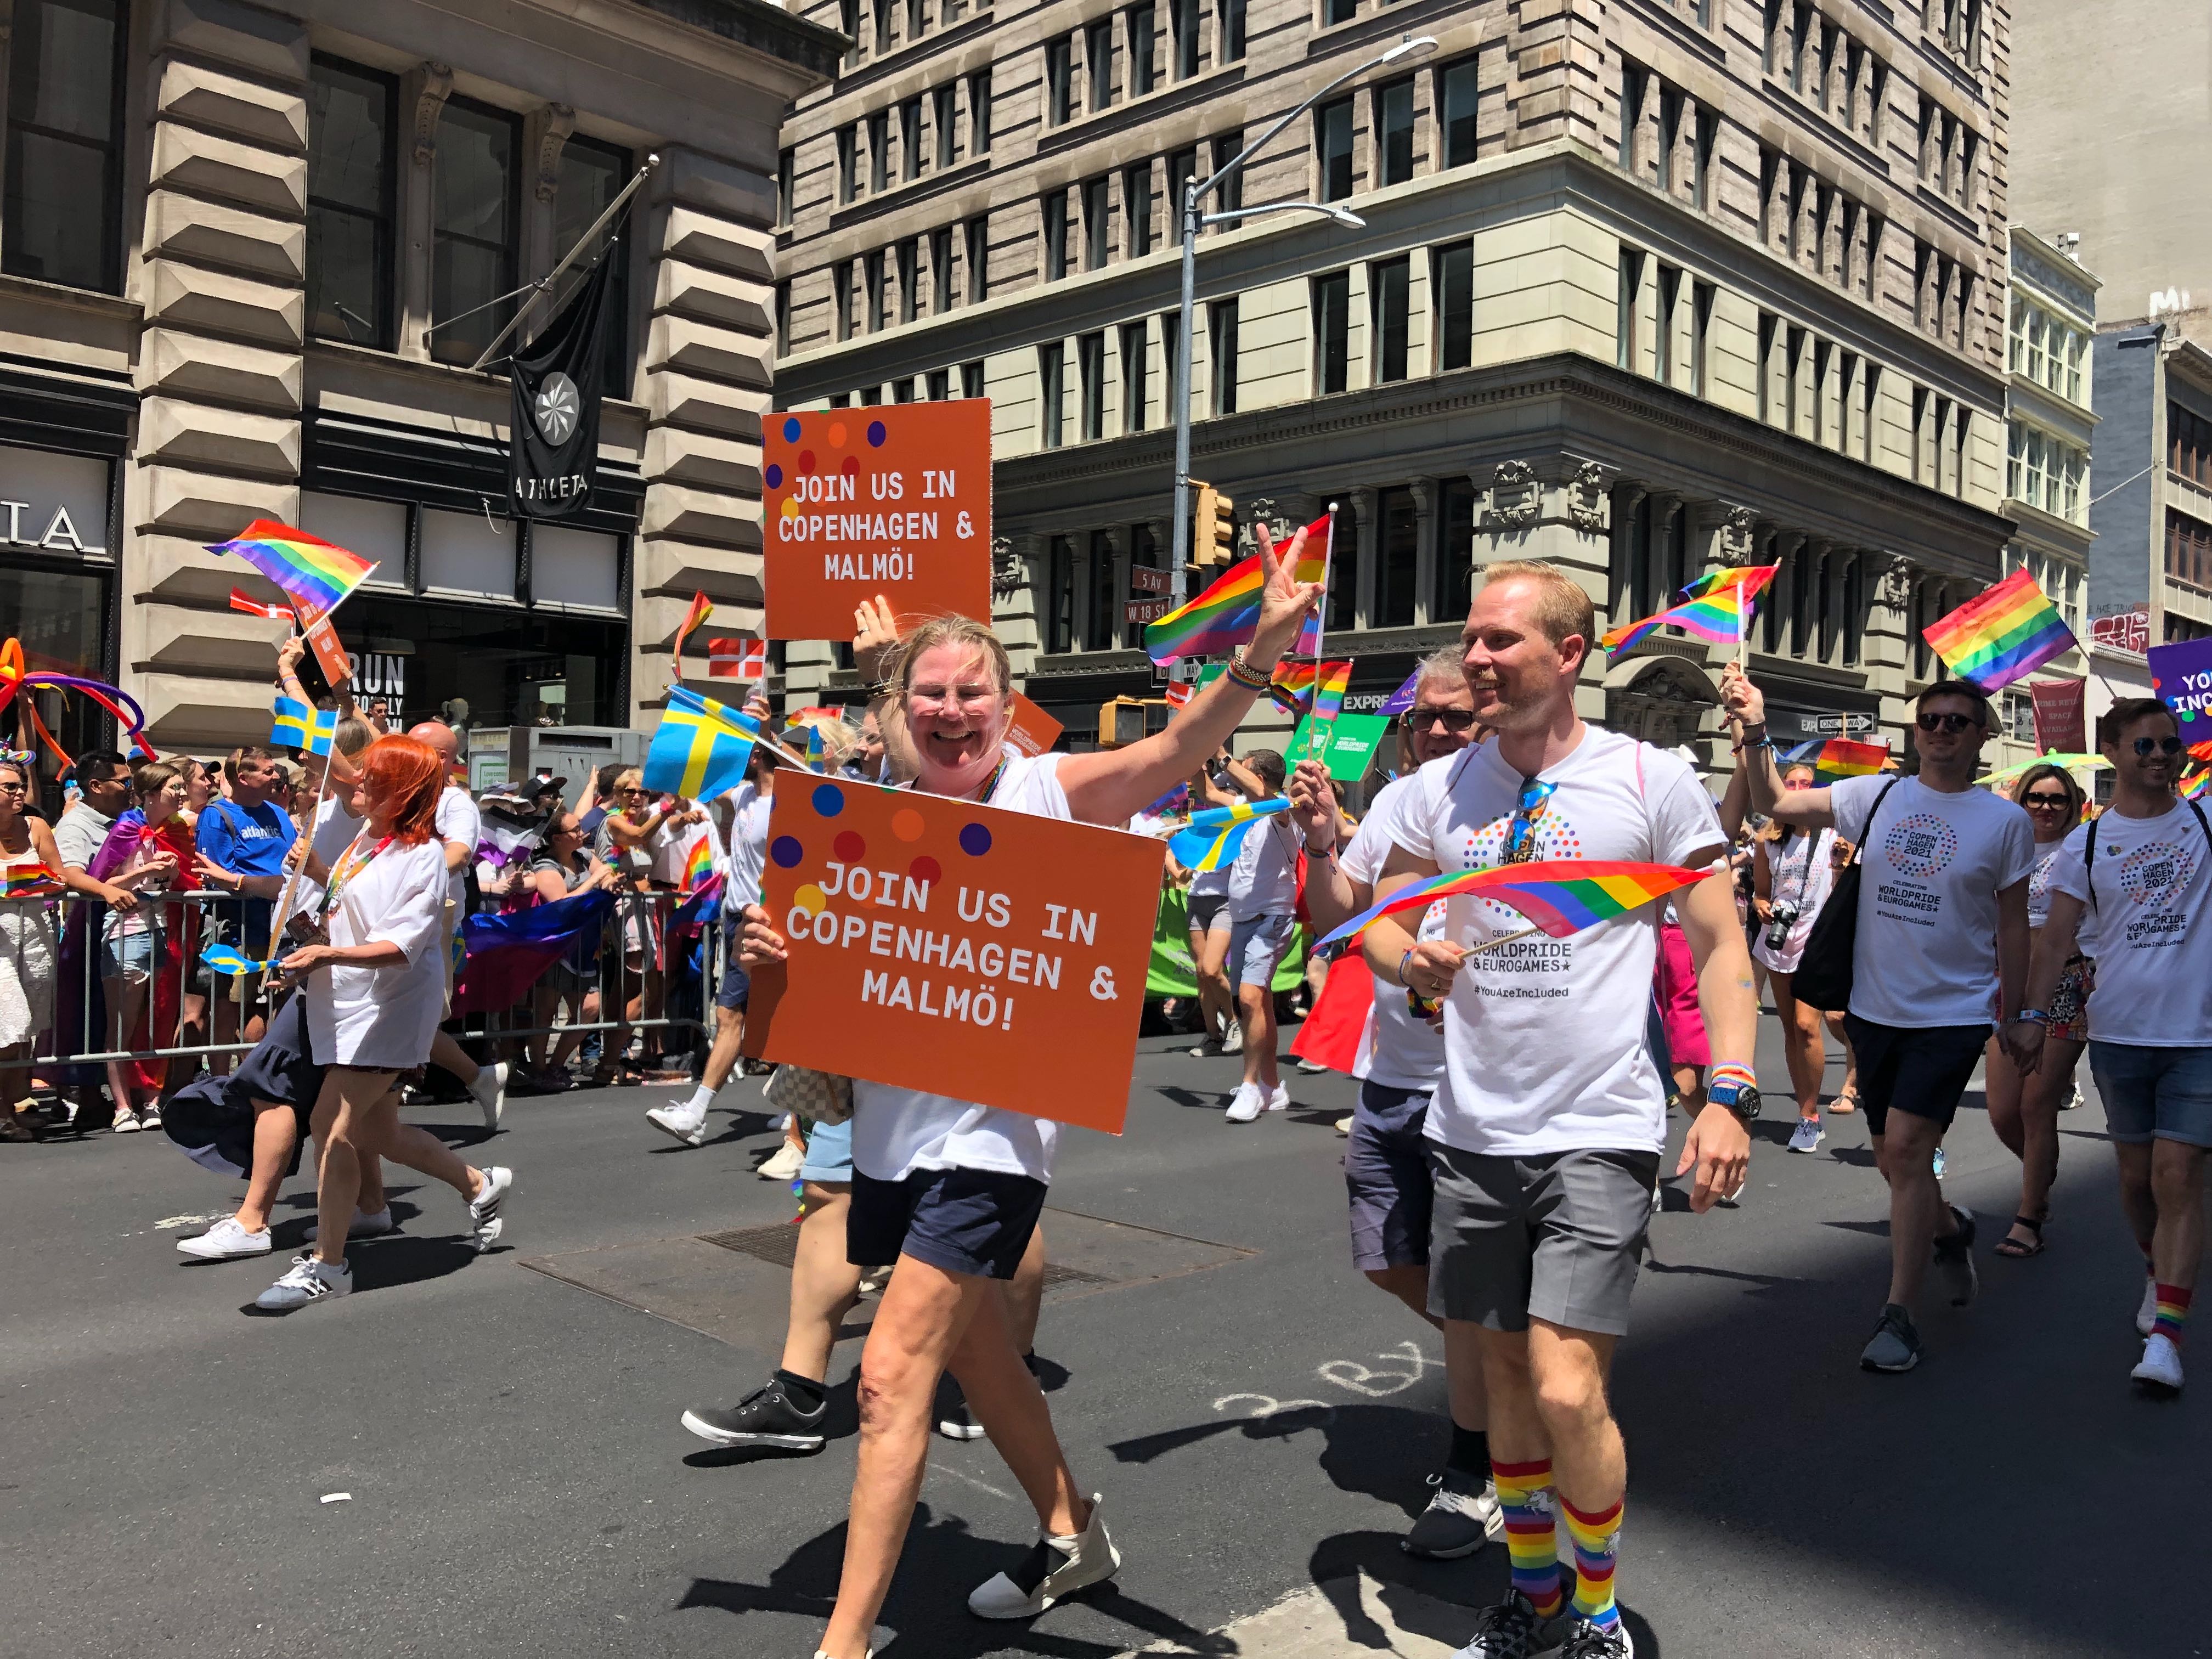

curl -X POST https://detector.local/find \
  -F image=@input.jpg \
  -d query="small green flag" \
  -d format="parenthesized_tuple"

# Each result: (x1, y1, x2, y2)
(1285, 711, 1390, 781)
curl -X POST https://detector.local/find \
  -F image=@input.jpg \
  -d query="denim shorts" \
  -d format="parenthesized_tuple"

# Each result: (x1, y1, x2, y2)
(2089, 1042, 2212, 1148)
(101, 926, 160, 983)
(715, 915, 751, 1011)
(1228, 911, 1296, 989)
(799, 1114, 854, 1182)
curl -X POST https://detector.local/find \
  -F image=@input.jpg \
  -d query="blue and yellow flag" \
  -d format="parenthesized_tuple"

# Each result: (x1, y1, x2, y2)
(200, 941, 259, 975)
(804, 723, 827, 774)
(644, 685, 760, 802)
(1167, 795, 1292, 874)
(269, 695, 336, 756)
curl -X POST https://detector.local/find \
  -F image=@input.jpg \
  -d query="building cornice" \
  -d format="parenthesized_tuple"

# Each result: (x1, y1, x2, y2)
(610, 0, 848, 81)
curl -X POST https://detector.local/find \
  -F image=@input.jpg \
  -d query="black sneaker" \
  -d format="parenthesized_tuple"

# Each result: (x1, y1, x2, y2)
(1932, 1203, 1978, 1307)
(679, 1376, 827, 1451)
(1454, 1590, 1568, 1658)
(1859, 1302, 1925, 1373)
(1402, 1466, 1503, 1559)
(1557, 1617, 1634, 1658)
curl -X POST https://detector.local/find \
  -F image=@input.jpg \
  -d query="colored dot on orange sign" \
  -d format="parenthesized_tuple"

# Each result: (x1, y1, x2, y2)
(834, 830, 866, 862)
(827, 421, 848, 448)
(891, 808, 926, 843)
(780, 498, 798, 519)
(794, 883, 827, 916)
(909, 855, 941, 885)
(798, 449, 817, 475)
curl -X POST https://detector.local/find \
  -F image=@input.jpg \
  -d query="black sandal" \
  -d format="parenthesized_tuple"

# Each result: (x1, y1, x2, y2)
(1994, 1214, 2045, 1258)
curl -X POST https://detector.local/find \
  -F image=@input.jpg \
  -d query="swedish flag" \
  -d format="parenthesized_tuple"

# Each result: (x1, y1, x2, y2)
(644, 686, 761, 801)
(1167, 795, 1292, 874)
(269, 696, 335, 755)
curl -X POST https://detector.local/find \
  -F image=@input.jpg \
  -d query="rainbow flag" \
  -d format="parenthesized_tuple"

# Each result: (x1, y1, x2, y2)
(672, 591, 713, 670)
(1314, 859, 1714, 951)
(205, 520, 375, 629)
(1167, 795, 1291, 873)
(269, 695, 336, 756)
(1144, 531, 1330, 665)
(0, 862, 65, 900)
(1602, 565, 1780, 656)
(1923, 568, 2078, 692)
(1782, 737, 1890, 782)
(2179, 768, 2209, 800)
(1271, 659, 1352, 721)
(643, 686, 760, 802)
(681, 834, 715, 892)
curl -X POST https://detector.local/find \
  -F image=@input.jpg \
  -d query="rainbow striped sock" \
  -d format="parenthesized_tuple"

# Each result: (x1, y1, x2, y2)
(1491, 1458, 1562, 1619)
(2154, 1284, 2192, 1345)
(1562, 1494, 1623, 1633)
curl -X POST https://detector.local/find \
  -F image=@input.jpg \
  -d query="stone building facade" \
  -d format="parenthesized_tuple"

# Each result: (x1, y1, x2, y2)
(0, 0, 834, 758)
(770, 0, 2018, 768)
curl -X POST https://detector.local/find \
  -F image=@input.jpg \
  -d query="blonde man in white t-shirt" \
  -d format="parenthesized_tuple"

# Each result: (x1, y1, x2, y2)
(1365, 564, 1756, 1659)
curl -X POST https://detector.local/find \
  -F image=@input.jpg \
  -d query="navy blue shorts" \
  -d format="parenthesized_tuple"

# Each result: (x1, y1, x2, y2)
(1842, 1014, 1990, 1138)
(847, 1166, 1048, 1281)
(715, 914, 750, 1011)
(161, 990, 325, 1177)
(1346, 1080, 1435, 1272)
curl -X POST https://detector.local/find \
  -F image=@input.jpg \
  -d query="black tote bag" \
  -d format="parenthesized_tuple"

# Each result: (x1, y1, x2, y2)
(1788, 777, 1899, 1015)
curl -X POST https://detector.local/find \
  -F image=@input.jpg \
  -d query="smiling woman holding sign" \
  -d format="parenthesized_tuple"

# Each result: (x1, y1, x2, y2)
(741, 527, 1321, 1658)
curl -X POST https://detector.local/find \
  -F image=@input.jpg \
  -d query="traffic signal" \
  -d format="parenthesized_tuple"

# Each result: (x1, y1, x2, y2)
(1190, 479, 1236, 568)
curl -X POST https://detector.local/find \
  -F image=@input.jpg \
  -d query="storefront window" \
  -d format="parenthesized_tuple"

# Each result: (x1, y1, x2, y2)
(341, 594, 625, 732)
(3, 0, 126, 294)
(552, 136, 634, 398)
(307, 57, 396, 348)
(0, 563, 109, 801)
(431, 99, 521, 368)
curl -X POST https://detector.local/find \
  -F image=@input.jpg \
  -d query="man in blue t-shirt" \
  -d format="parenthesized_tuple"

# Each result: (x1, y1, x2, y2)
(195, 746, 298, 1064)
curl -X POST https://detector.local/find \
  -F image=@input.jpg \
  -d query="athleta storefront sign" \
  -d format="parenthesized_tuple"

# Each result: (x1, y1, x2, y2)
(0, 446, 112, 557)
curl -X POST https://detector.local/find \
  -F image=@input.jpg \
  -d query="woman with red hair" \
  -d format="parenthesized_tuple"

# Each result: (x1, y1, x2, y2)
(254, 736, 513, 1310)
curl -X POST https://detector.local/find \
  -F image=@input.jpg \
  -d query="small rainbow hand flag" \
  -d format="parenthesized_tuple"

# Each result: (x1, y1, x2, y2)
(672, 591, 714, 672)
(1271, 659, 1352, 721)
(269, 695, 336, 756)
(1603, 565, 1780, 656)
(2182, 768, 2210, 801)
(1167, 795, 1291, 873)
(205, 521, 375, 630)
(1144, 532, 1330, 665)
(1782, 737, 1890, 782)
(681, 835, 715, 892)
(1922, 568, 2078, 692)
(0, 862, 65, 900)
(1315, 859, 1714, 951)
(200, 941, 259, 975)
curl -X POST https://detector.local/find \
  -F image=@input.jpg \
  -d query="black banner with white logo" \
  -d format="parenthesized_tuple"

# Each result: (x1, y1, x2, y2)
(508, 253, 613, 520)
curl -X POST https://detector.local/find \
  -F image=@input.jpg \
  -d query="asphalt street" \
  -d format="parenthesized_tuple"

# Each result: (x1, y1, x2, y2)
(4, 1011, 2197, 1659)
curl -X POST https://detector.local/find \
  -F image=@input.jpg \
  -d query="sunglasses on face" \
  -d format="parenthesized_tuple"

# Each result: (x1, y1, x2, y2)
(1410, 707, 1479, 732)
(1915, 711, 1982, 734)
(2022, 791, 2072, 808)
(2132, 736, 2184, 757)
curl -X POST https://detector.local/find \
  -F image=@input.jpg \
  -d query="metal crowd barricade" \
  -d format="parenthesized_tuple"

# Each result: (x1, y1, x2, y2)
(0, 886, 716, 1082)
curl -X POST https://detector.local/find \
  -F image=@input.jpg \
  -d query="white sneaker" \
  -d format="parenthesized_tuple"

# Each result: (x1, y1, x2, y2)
(968, 1492, 1121, 1618)
(1335, 1115, 1353, 1136)
(111, 1109, 141, 1133)
(2137, 1276, 2160, 1337)
(1787, 1118, 1825, 1154)
(255, 1254, 352, 1310)
(140, 1103, 162, 1130)
(470, 1062, 509, 1132)
(759, 1139, 806, 1182)
(1295, 1057, 1327, 1074)
(469, 1165, 512, 1252)
(1223, 1084, 1264, 1124)
(2133, 1333, 2184, 1393)
(305, 1207, 395, 1243)
(1266, 1084, 1290, 1112)
(178, 1216, 272, 1260)
(646, 1102, 709, 1147)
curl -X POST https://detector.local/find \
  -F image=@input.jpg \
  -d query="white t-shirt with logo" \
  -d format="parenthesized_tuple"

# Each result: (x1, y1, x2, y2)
(1830, 774, 2035, 1029)
(1339, 774, 1444, 1092)
(2025, 838, 2067, 930)
(1386, 726, 1726, 1156)
(2047, 800, 2212, 1046)
(850, 754, 1072, 1186)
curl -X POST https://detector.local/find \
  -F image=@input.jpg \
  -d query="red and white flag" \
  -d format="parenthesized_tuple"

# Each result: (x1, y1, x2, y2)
(707, 635, 769, 682)
(230, 588, 295, 623)
(1164, 680, 1194, 710)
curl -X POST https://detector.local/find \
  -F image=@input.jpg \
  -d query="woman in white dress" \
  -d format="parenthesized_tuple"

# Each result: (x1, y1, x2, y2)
(1751, 760, 1838, 1153)
(255, 736, 512, 1311)
(742, 531, 1321, 1659)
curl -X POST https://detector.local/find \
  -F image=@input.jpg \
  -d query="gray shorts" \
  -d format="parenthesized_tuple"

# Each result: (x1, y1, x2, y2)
(1227, 911, 1295, 989)
(1346, 1081, 1434, 1272)
(1427, 1143, 1661, 1338)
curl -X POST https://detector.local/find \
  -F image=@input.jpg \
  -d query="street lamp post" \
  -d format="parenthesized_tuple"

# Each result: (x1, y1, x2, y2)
(1166, 32, 1438, 641)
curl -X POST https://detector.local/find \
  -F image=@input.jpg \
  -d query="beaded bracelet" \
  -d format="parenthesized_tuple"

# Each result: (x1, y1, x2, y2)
(1224, 648, 1273, 691)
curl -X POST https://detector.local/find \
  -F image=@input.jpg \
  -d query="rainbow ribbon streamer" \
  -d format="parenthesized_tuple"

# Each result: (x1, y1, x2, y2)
(1782, 737, 1890, 782)
(1922, 567, 2078, 692)
(1167, 795, 1292, 874)
(1603, 565, 1780, 656)
(1315, 859, 1714, 951)
(1143, 535, 1330, 665)
(205, 520, 375, 629)
(0, 638, 157, 767)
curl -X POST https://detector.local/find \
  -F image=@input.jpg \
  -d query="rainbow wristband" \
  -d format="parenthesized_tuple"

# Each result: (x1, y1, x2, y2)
(1709, 1061, 1758, 1094)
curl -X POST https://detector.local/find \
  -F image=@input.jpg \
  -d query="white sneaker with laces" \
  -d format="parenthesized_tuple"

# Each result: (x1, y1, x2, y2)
(140, 1103, 162, 1130)
(1295, 1058, 1327, 1074)
(304, 1206, 395, 1243)
(470, 1062, 509, 1131)
(1787, 1118, 1825, 1154)
(255, 1254, 352, 1310)
(469, 1165, 512, 1252)
(1223, 1084, 1264, 1124)
(2133, 1332, 2183, 1393)
(646, 1102, 709, 1147)
(178, 1216, 272, 1260)
(968, 1493, 1120, 1618)
(2137, 1276, 2160, 1337)
(1267, 1083, 1290, 1112)
(111, 1109, 141, 1133)
(759, 1139, 806, 1182)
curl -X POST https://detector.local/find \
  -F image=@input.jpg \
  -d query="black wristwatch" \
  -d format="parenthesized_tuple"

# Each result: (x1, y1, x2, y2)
(1707, 1079, 1762, 1125)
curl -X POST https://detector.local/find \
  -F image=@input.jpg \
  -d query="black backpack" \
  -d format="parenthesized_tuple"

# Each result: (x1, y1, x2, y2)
(1788, 777, 1900, 1015)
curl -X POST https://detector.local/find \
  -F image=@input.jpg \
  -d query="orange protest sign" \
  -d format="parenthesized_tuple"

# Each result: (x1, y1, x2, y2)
(764, 400, 994, 640)
(303, 616, 352, 689)
(741, 775, 1164, 1133)
(1001, 692, 1064, 759)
